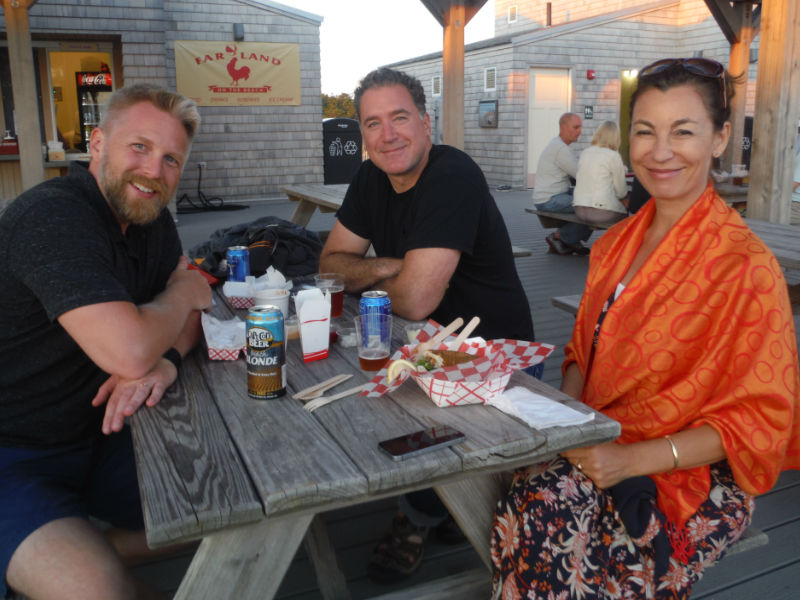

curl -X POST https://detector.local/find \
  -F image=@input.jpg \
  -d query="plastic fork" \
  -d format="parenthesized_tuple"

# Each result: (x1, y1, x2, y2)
(293, 373, 352, 401)
(304, 384, 366, 413)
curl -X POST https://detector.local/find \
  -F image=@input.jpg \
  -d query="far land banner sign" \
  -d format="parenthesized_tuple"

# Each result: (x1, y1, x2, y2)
(174, 41, 300, 106)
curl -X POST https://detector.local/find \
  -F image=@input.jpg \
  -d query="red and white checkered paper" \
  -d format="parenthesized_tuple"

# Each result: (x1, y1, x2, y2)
(207, 346, 246, 361)
(227, 295, 254, 310)
(360, 319, 555, 407)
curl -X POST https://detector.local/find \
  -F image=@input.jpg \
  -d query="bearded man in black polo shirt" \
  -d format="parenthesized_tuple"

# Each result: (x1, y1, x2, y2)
(0, 84, 211, 599)
(319, 67, 537, 583)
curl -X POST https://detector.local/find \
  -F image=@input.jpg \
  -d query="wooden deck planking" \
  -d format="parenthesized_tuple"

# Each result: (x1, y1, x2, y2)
(126, 189, 800, 599)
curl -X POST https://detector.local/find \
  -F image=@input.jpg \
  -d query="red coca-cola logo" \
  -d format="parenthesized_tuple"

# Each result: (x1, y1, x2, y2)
(76, 73, 112, 86)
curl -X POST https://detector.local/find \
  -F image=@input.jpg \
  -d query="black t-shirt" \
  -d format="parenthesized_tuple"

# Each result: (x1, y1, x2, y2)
(337, 145, 534, 341)
(0, 162, 182, 448)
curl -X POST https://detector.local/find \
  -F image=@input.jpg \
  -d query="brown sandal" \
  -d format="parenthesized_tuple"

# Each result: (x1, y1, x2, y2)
(367, 515, 428, 583)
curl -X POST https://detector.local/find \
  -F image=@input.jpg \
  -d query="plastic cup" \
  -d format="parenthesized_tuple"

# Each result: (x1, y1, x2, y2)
(253, 287, 290, 318)
(354, 314, 391, 371)
(314, 273, 345, 318)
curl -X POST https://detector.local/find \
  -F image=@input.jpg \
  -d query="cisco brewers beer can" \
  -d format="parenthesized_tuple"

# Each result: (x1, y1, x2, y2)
(226, 246, 250, 282)
(246, 306, 286, 399)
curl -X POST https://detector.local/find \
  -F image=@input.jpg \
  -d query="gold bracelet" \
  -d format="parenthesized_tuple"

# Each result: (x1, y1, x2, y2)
(665, 435, 679, 470)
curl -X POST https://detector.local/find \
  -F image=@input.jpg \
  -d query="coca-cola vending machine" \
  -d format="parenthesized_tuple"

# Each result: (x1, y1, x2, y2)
(76, 70, 113, 152)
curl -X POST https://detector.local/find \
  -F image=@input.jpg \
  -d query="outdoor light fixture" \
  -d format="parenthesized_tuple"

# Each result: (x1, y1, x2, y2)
(233, 23, 245, 41)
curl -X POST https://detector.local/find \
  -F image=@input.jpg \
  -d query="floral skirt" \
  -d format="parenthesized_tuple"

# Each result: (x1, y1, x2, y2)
(490, 457, 753, 600)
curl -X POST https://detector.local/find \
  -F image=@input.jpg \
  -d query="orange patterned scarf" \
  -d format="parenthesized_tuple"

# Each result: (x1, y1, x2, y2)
(565, 184, 800, 527)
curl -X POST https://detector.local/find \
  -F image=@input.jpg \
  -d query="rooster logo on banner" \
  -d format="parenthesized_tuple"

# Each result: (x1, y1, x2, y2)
(225, 45, 251, 86)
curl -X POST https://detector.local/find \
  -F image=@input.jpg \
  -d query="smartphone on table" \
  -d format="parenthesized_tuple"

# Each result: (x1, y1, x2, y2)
(378, 425, 466, 461)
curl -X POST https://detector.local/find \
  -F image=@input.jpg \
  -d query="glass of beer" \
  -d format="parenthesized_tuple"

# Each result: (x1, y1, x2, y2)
(314, 273, 345, 318)
(354, 313, 392, 371)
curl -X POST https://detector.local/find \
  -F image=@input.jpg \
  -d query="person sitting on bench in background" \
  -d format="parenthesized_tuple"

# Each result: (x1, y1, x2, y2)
(572, 121, 630, 229)
(532, 112, 590, 255)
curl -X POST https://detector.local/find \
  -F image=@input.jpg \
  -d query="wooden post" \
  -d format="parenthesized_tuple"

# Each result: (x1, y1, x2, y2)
(442, 4, 466, 150)
(723, 2, 755, 173)
(747, 0, 800, 223)
(3, 0, 45, 192)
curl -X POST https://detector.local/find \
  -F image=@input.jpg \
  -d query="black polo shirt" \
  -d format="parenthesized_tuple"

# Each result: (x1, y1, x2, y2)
(0, 162, 181, 448)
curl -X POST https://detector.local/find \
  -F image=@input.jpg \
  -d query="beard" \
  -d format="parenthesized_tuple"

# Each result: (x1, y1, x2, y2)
(98, 153, 171, 226)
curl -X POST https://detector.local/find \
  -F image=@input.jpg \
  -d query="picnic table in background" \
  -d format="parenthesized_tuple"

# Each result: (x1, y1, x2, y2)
(551, 218, 799, 318)
(282, 183, 349, 228)
(745, 218, 800, 270)
(131, 291, 619, 599)
(527, 182, 751, 232)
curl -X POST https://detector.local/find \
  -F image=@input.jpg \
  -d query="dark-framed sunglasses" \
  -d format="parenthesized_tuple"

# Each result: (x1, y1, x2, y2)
(638, 58, 727, 109)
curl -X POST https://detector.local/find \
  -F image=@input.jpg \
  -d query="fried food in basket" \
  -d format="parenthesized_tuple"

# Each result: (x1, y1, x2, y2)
(426, 349, 474, 367)
(387, 349, 477, 383)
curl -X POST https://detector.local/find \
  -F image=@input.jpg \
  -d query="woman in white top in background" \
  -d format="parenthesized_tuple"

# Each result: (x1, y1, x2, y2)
(572, 121, 630, 226)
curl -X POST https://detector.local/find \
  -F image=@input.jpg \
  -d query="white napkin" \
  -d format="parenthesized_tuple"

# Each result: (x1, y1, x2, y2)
(253, 266, 292, 291)
(223, 268, 292, 300)
(488, 386, 594, 429)
(201, 313, 245, 350)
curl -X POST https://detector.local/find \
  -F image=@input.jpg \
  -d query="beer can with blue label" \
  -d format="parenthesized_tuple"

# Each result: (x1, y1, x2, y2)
(246, 306, 286, 399)
(226, 246, 250, 282)
(359, 290, 392, 347)
(359, 290, 392, 318)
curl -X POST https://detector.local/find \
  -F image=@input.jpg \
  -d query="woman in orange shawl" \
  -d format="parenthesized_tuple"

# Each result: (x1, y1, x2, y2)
(491, 59, 799, 599)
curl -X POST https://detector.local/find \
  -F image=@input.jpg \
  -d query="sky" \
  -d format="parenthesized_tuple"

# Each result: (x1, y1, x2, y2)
(274, 0, 496, 95)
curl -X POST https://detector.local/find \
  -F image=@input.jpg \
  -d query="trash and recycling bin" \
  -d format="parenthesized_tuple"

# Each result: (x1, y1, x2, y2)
(322, 118, 362, 184)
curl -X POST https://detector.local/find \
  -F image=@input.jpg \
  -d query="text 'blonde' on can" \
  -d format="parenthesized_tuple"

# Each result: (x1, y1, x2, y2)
(246, 306, 286, 399)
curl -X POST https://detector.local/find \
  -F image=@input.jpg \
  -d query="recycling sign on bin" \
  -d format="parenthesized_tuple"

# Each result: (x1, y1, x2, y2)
(323, 118, 363, 184)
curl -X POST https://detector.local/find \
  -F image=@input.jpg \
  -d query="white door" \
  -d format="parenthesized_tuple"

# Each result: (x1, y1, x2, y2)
(527, 68, 571, 188)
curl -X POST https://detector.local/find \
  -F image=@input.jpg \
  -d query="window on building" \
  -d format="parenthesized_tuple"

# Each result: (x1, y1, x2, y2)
(508, 5, 518, 23)
(484, 67, 497, 92)
(432, 75, 442, 97)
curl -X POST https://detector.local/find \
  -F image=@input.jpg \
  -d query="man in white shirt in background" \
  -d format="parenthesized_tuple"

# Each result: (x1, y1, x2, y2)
(532, 112, 591, 255)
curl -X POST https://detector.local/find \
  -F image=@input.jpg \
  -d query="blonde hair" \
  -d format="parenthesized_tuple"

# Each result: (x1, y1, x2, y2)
(591, 121, 621, 150)
(100, 84, 200, 140)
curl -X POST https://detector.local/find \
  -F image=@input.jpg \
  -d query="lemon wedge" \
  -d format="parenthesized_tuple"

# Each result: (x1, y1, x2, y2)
(387, 359, 418, 384)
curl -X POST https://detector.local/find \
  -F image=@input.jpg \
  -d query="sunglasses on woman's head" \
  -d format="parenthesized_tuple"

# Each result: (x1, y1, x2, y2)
(638, 58, 727, 109)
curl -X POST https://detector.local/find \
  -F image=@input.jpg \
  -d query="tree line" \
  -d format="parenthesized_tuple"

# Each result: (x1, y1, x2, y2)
(322, 93, 356, 119)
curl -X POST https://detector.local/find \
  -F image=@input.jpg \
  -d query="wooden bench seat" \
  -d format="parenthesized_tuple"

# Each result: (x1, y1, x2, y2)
(551, 293, 582, 315)
(525, 207, 611, 231)
(511, 245, 531, 257)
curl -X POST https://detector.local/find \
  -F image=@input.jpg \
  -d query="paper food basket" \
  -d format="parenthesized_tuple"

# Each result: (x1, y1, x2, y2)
(227, 296, 254, 310)
(201, 313, 246, 360)
(360, 320, 554, 407)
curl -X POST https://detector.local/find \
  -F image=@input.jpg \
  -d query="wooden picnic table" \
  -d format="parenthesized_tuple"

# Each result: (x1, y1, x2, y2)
(282, 183, 349, 228)
(131, 290, 620, 599)
(551, 218, 799, 318)
(528, 205, 798, 271)
(528, 182, 750, 231)
(744, 218, 800, 271)
(284, 182, 532, 257)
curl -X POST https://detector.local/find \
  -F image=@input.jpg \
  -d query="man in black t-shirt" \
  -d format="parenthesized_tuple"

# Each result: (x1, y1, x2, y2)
(319, 67, 536, 583)
(320, 68, 533, 342)
(0, 85, 211, 599)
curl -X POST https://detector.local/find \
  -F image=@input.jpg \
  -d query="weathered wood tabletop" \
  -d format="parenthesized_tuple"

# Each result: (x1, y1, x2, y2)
(131, 290, 620, 599)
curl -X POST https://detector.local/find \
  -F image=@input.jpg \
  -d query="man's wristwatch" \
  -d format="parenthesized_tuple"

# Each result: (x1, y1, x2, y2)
(163, 347, 182, 371)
